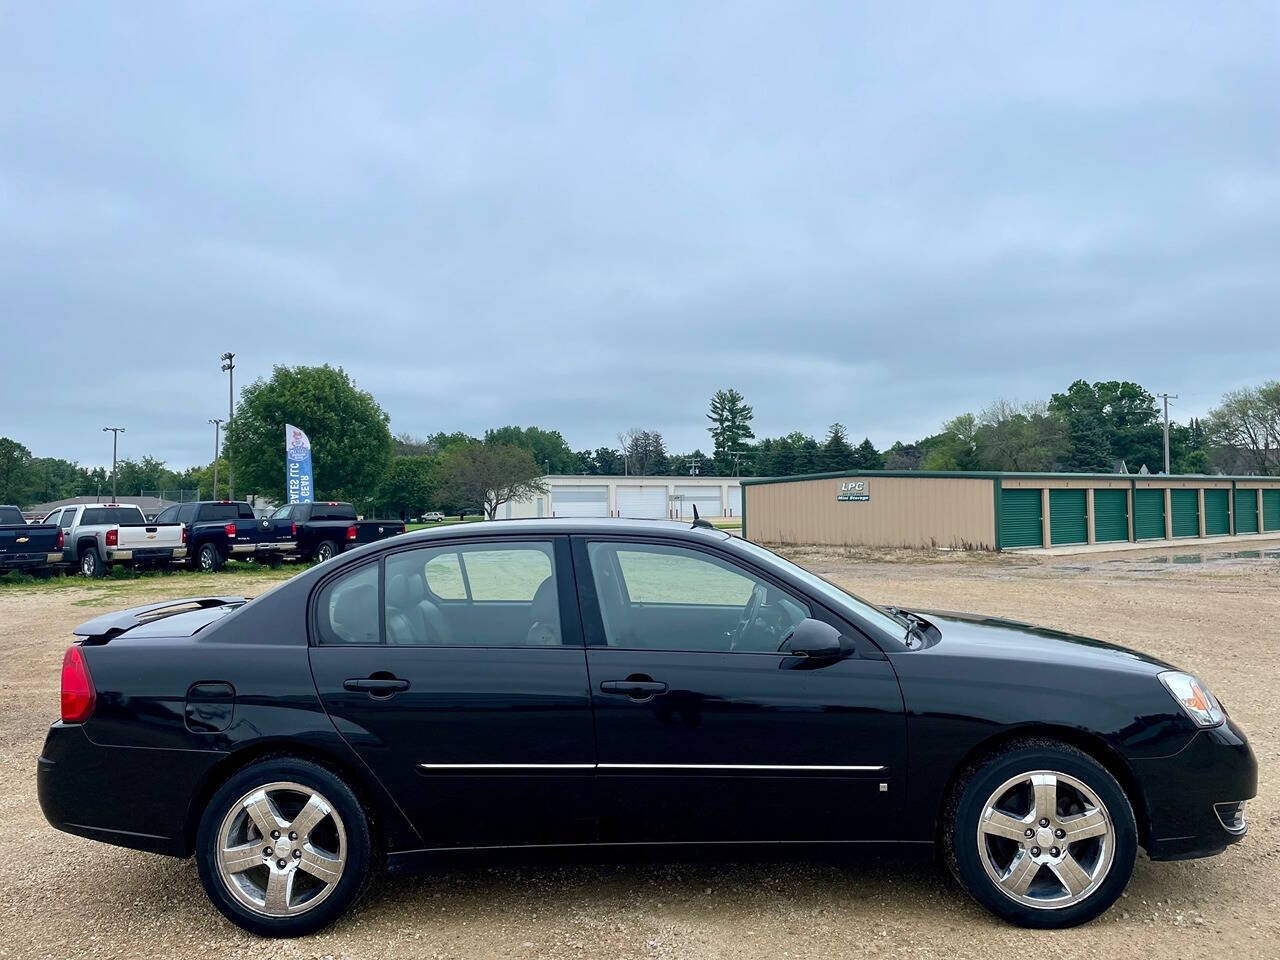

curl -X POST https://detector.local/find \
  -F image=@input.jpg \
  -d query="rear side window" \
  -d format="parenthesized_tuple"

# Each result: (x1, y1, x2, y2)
(238, 504, 255, 519)
(81, 507, 146, 525)
(315, 563, 380, 645)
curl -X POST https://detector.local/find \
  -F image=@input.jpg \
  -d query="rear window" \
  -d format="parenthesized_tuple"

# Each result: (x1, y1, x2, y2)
(81, 506, 146, 525)
(198, 503, 239, 522)
(0, 506, 25, 524)
(314, 503, 356, 521)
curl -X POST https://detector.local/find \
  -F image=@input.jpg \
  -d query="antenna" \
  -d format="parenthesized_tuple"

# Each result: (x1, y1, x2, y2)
(691, 504, 713, 530)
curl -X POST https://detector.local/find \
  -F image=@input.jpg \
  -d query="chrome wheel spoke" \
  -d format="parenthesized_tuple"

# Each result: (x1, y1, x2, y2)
(263, 868, 294, 914)
(298, 846, 344, 884)
(1001, 850, 1041, 896)
(219, 841, 265, 875)
(1049, 850, 1093, 898)
(243, 791, 287, 839)
(1030, 773, 1058, 822)
(1060, 807, 1107, 843)
(981, 809, 1031, 842)
(289, 794, 331, 840)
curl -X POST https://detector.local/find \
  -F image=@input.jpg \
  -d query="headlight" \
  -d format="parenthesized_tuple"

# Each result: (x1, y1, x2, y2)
(1159, 671, 1224, 727)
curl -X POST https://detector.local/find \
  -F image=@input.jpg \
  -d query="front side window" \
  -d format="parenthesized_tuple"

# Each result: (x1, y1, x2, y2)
(177, 503, 198, 524)
(586, 541, 809, 653)
(43, 509, 63, 526)
(155, 506, 178, 524)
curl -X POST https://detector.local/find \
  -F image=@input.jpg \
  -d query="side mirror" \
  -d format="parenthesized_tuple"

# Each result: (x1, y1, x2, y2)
(782, 618, 847, 660)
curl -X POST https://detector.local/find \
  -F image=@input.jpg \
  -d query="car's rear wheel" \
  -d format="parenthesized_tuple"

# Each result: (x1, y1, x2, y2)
(79, 546, 105, 578)
(315, 540, 338, 563)
(944, 739, 1136, 928)
(196, 543, 224, 573)
(195, 758, 372, 938)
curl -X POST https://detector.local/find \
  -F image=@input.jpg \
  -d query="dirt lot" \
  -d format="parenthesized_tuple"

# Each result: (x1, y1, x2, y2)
(2, 547, 1277, 959)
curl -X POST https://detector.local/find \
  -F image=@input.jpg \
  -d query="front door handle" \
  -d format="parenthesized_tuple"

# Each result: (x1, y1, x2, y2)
(600, 678, 669, 700)
(344, 676, 410, 698)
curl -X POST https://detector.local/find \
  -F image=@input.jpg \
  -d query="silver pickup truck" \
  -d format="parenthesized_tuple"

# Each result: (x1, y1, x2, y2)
(44, 503, 187, 577)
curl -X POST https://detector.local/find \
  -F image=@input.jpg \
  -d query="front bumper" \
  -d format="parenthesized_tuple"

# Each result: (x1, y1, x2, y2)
(1133, 718, 1257, 861)
(37, 721, 222, 857)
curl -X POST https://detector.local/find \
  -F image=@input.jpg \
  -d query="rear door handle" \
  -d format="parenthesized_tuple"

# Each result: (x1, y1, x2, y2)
(599, 679, 669, 700)
(344, 677, 410, 697)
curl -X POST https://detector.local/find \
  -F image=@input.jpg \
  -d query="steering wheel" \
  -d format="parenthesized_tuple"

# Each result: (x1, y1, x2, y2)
(730, 582, 768, 651)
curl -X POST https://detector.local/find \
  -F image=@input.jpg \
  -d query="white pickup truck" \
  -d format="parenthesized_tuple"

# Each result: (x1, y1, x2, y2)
(44, 503, 187, 577)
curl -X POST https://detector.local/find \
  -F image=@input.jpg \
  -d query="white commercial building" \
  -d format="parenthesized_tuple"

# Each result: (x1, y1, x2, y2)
(504, 475, 743, 520)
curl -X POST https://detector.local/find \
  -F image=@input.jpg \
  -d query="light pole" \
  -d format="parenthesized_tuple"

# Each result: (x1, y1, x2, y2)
(220, 352, 235, 499)
(208, 418, 224, 499)
(102, 427, 125, 501)
(1158, 393, 1178, 475)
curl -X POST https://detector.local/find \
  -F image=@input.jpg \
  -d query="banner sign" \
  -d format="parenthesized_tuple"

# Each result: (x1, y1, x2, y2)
(285, 424, 314, 504)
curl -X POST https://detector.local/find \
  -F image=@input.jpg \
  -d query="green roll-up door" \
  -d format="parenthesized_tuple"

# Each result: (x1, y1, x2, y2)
(1170, 489, 1199, 537)
(1093, 489, 1129, 542)
(1049, 489, 1087, 545)
(1133, 488, 1165, 540)
(1203, 490, 1229, 536)
(1235, 489, 1258, 534)
(1264, 489, 1280, 532)
(999, 488, 1043, 548)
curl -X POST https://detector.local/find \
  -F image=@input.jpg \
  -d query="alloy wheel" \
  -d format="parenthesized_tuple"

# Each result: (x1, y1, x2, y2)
(214, 781, 347, 918)
(200, 546, 217, 571)
(317, 543, 334, 562)
(976, 769, 1114, 909)
(80, 551, 96, 577)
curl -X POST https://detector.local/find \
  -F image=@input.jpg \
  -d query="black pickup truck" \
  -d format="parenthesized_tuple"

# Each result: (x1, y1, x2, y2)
(0, 505, 62, 572)
(265, 501, 405, 562)
(153, 501, 297, 572)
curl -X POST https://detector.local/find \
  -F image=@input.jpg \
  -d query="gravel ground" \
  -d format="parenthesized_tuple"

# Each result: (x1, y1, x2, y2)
(2, 547, 1276, 959)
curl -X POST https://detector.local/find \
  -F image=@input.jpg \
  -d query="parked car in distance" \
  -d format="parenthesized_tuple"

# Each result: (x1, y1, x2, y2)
(0, 505, 62, 572)
(153, 501, 296, 572)
(37, 518, 1256, 937)
(266, 501, 406, 562)
(420, 511, 445, 523)
(47, 503, 186, 577)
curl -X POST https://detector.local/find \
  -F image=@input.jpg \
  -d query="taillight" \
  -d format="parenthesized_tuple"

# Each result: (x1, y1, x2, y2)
(60, 645, 96, 723)
(56, 528, 64, 550)
(224, 523, 237, 538)
(291, 522, 297, 537)
(181, 526, 187, 544)
(346, 524, 357, 541)
(105, 529, 118, 547)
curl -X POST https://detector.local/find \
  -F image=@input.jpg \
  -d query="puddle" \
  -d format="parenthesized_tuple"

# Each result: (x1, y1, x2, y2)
(1074, 547, 1280, 574)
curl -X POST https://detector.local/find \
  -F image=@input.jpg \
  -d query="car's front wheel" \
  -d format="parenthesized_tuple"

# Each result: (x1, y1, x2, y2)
(944, 739, 1136, 928)
(195, 758, 373, 937)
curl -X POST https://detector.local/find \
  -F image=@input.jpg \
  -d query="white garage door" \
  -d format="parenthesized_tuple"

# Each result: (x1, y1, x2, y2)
(675, 485, 722, 518)
(616, 485, 668, 519)
(552, 485, 609, 517)
(726, 486, 742, 516)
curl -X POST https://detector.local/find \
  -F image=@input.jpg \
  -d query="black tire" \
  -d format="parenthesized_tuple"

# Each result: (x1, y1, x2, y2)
(79, 545, 105, 578)
(315, 540, 339, 563)
(195, 757, 373, 938)
(196, 542, 224, 573)
(943, 738, 1136, 929)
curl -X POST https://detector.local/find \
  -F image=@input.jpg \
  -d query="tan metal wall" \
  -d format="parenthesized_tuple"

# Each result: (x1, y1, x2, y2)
(745, 475, 995, 549)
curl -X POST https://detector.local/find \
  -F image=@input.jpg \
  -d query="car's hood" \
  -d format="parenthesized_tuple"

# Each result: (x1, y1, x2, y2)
(915, 609, 1177, 676)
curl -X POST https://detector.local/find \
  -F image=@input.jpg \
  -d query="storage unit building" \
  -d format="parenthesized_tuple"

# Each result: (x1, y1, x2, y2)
(742, 470, 1280, 551)
(505, 475, 743, 520)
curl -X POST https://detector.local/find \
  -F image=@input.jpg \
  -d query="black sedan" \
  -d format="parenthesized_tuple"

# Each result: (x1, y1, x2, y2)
(38, 519, 1256, 936)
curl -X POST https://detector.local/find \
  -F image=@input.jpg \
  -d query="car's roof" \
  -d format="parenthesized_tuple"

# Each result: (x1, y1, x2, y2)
(397, 517, 734, 545)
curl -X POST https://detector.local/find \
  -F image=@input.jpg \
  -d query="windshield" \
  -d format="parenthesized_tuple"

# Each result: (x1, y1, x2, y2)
(733, 539, 908, 641)
(271, 504, 293, 519)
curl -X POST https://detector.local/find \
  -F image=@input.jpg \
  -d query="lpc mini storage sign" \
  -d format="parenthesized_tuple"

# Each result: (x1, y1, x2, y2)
(836, 479, 869, 502)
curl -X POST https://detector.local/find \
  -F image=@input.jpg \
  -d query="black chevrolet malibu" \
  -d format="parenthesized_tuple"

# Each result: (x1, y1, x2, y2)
(38, 519, 1255, 936)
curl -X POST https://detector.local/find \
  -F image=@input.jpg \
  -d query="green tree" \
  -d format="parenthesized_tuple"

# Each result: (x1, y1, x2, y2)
(484, 425, 576, 474)
(224, 364, 393, 501)
(27, 457, 89, 504)
(920, 414, 981, 470)
(187, 459, 230, 500)
(435, 443, 547, 520)
(1205, 382, 1280, 475)
(376, 455, 435, 519)
(707, 388, 755, 470)
(883, 441, 923, 470)
(113, 456, 181, 496)
(973, 400, 1067, 471)
(593, 446, 625, 474)
(0, 437, 35, 505)
(1048, 380, 1162, 472)
(822, 423, 857, 471)
(851, 438, 884, 470)
(618, 429, 669, 475)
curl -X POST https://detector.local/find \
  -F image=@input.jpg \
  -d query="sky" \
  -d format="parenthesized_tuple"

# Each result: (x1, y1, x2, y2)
(2, 1, 1278, 469)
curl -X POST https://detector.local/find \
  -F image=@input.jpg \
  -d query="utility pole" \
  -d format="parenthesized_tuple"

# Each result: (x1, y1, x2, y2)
(102, 427, 125, 501)
(220, 353, 236, 499)
(208, 419, 224, 499)
(1157, 393, 1177, 475)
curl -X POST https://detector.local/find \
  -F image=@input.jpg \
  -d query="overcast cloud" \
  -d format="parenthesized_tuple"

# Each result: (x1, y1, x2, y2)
(2, 1, 1278, 469)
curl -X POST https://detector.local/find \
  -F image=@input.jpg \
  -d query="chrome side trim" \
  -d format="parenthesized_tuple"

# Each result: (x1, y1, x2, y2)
(418, 763, 885, 772)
